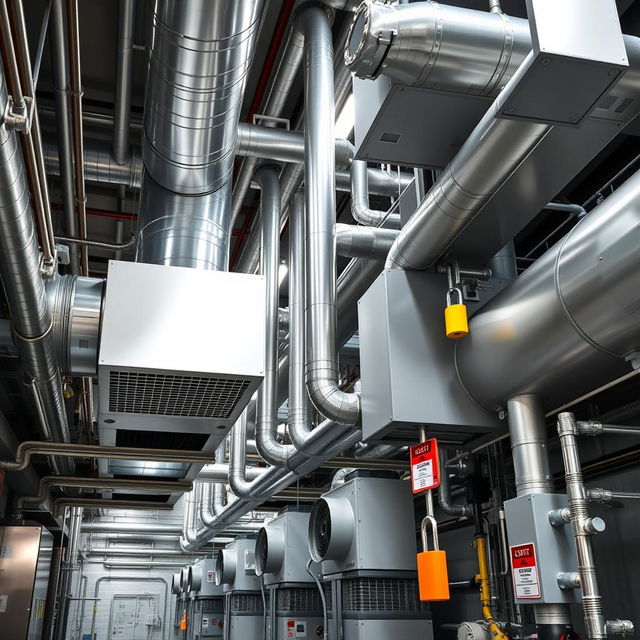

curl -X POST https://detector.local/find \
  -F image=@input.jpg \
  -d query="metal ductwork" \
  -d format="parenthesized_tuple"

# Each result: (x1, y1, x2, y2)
(336, 223, 399, 260)
(139, 0, 264, 269)
(456, 168, 640, 412)
(345, 0, 531, 95)
(0, 65, 72, 473)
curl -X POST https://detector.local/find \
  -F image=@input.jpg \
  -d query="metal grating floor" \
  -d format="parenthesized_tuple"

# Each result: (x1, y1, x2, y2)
(108, 371, 251, 419)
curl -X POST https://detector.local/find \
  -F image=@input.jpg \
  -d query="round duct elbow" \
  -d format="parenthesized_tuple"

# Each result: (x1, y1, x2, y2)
(171, 572, 181, 594)
(308, 496, 355, 563)
(187, 565, 202, 593)
(215, 548, 236, 586)
(254, 525, 285, 577)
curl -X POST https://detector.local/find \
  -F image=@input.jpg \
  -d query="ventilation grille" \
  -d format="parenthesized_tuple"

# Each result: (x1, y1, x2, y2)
(197, 598, 224, 614)
(108, 371, 251, 418)
(342, 578, 428, 613)
(229, 593, 263, 614)
(323, 583, 333, 612)
(276, 588, 323, 613)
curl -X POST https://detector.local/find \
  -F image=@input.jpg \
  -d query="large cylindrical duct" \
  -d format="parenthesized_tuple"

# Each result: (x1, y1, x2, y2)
(345, 1, 531, 96)
(456, 168, 640, 412)
(139, 0, 263, 269)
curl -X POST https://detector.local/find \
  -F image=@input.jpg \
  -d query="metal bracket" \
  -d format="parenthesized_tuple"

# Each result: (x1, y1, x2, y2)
(4, 95, 34, 133)
(252, 114, 290, 131)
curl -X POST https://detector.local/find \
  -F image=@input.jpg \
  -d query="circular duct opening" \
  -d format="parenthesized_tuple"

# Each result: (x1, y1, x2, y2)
(309, 497, 354, 563)
(255, 525, 285, 577)
(344, 3, 373, 70)
(171, 572, 181, 595)
(180, 568, 189, 592)
(215, 548, 236, 586)
(187, 565, 202, 593)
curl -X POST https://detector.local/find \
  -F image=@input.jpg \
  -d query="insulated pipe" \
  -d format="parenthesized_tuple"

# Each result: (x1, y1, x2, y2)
(335, 223, 399, 259)
(197, 463, 262, 483)
(52, 498, 172, 515)
(81, 522, 183, 535)
(344, 1, 531, 95)
(113, 0, 135, 166)
(350, 159, 400, 228)
(299, 5, 360, 426)
(50, 0, 79, 273)
(255, 165, 295, 466)
(385, 51, 551, 270)
(17, 476, 193, 510)
(84, 548, 205, 557)
(456, 167, 640, 412)
(229, 411, 270, 499)
(0, 67, 72, 473)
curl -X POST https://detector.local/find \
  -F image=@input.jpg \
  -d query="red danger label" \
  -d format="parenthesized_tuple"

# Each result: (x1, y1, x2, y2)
(409, 439, 440, 494)
(510, 543, 541, 599)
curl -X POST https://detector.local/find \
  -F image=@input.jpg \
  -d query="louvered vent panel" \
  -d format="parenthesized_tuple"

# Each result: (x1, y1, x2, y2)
(342, 578, 428, 613)
(276, 588, 323, 613)
(108, 371, 251, 419)
(229, 593, 263, 614)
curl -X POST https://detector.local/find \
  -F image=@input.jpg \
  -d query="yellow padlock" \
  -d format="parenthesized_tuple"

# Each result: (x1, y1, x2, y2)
(444, 288, 469, 339)
(417, 516, 450, 602)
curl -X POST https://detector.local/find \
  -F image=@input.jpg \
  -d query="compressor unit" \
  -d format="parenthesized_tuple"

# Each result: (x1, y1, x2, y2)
(255, 506, 324, 640)
(308, 471, 433, 640)
(188, 556, 226, 639)
(215, 535, 263, 640)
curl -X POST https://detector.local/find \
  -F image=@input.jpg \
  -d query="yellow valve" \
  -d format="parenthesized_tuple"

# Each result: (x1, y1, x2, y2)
(444, 288, 469, 339)
(417, 516, 450, 602)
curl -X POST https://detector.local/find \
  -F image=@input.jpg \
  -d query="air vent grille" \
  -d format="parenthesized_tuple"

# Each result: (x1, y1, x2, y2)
(276, 588, 323, 613)
(342, 578, 427, 613)
(229, 593, 263, 614)
(108, 371, 251, 418)
(196, 598, 224, 614)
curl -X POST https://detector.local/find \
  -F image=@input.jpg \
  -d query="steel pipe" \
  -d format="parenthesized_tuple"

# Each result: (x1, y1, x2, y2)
(438, 448, 472, 518)
(53, 498, 173, 515)
(350, 159, 400, 228)
(335, 223, 399, 259)
(0, 65, 72, 473)
(113, 0, 135, 166)
(18, 476, 193, 510)
(300, 5, 360, 425)
(0, 441, 213, 472)
(255, 165, 295, 466)
(82, 522, 183, 535)
(457, 167, 640, 412)
(84, 547, 204, 557)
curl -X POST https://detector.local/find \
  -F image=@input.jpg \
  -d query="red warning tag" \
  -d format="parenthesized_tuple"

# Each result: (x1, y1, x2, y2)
(410, 439, 440, 494)
(510, 542, 541, 599)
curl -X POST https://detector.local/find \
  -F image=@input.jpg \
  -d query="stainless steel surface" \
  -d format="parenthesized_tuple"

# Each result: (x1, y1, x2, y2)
(0, 63, 71, 471)
(47, 274, 104, 376)
(385, 51, 551, 270)
(358, 270, 498, 442)
(143, 0, 263, 195)
(255, 166, 295, 466)
(217, 537, 261, 593)
(137, 176, 231, 270)
(507, 395, 553, 496)
(50, 0, 79, 273)
(300, 5, 360, 426)
(113, 0, 135, 165)
(345, 1, 530, 94)
(456, 168, 640, 412)
(82, 522, 183, 535)
(556, 413, 608, 639)
(350, 159, 401, 228)
(335, 223, 399, 260)
(0, 526, 44, 640)
(98, 261, 265, 435)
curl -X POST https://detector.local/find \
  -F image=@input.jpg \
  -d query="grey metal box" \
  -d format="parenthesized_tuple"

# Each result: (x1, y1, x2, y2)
(500, 0, 627, 126)
(358, 270, 500, 443)
(343, 618, 433, 640)
(504, 493, 580, 605)
(314, 476, 417, 578)
(353, 75, 492, 169)
(98, 261, 265, 434)
(218, 537, 261, 593)
(260, 511, 314, 587)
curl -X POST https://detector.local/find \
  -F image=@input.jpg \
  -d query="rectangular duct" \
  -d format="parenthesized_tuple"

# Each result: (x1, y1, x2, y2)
(98, 262, 265, 442)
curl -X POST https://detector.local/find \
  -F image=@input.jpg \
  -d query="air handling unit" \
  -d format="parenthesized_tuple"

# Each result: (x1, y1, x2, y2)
(308, 471, 433, 640)
(187, 556, 225, 639)
(255, 506, 324, 640)
(97, 262, 266, 444)
(215, 535, 263, 640)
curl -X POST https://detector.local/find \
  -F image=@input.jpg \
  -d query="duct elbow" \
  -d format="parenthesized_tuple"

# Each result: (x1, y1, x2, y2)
(306, 374, 360, 426)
